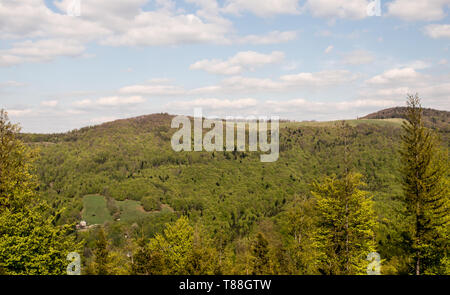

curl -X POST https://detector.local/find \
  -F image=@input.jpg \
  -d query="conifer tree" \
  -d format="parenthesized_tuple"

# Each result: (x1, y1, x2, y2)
(399, 94, 449, 275)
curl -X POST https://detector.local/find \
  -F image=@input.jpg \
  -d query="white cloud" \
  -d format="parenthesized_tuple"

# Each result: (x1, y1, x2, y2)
(164, 97, 400, 121)
(119, 84, 186, 96)
(237, 31, 298, 45)
(0, 39, 85, 67)
(186, 69, 360, 96)
(342, 50, 375, 65)
(90, 116, 120, 124)
(365, 67, 425, 85)
(190, 51, 285, 75)
(1, 0, 231, 50)
(265, 98, 397, 113)
(324, 45, 334, 54)
(304, 0, 370, 20)
(41, 100, 59, 107)
(6, 109, 33, 117)
(280, 70, 359, 86)
(424, 24, 450, 39)
(100, 11, 231, 46)
(387, 0, 450, 21)
(0, 80, 25, 87)
(73, 96, 145, 108)
(0, 0, 109, 40)
(166, 97, 258, 110)
(223, 0, 301, 17)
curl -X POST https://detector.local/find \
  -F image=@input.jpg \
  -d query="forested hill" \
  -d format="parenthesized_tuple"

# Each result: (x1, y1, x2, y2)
(17, 107, 449, 274)
(362, 107, 449, 131)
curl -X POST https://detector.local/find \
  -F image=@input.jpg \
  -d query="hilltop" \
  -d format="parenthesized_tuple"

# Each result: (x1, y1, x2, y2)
(362, 107, 449, 130)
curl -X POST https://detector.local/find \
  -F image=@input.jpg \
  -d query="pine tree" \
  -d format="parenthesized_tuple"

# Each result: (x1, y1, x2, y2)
(312, 173, 377, 275)
(399, 94, 449, 275)
(0, 109, 81, 274)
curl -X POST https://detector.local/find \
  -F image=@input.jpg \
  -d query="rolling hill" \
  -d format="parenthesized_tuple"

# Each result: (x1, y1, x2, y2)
(18, 107, 449, 274)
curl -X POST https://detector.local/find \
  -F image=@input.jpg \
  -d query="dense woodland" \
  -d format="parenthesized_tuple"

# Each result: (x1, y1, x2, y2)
(1, 95, 448, 275)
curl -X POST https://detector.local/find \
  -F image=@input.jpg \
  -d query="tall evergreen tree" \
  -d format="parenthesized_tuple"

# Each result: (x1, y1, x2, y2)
(399, 94, 449, 275)
(312, 173, 377, 275)
(0, 110, 81, 274)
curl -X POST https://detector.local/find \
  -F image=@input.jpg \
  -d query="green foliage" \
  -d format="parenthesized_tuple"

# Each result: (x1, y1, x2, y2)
(312, 173, 377, 275)
(399, 94, 449, 275)
(141, 195, 161, 212)
(94, 228, 109, 275)
(250, 233, 270, 274)
(12, 107, 449, 275)
(148, 216, 194, 274)
(0, 110, 81, 275)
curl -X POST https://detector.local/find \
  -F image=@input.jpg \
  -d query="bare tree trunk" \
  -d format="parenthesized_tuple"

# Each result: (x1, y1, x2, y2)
(416, 255, 420, 275)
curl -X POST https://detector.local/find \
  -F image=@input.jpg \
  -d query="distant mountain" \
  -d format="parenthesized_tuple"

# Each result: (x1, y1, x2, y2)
(361, 107, 450, 132)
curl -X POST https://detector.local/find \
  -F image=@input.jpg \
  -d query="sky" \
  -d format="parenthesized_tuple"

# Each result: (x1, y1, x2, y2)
(0, 0, 449, 133)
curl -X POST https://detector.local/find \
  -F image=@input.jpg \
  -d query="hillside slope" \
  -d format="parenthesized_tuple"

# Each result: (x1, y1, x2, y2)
(19, 108, 449, 273)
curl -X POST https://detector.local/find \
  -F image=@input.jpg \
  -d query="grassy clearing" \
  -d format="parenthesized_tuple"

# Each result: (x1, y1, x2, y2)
(82, 194, 113, 225)
(116, 199, 151, 222)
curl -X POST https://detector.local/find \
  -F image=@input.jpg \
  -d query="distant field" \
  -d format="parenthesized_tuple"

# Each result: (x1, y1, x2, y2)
(115, 199, 150, 222)
(82, 195, 152, 225)
(82, 194, 113, 225)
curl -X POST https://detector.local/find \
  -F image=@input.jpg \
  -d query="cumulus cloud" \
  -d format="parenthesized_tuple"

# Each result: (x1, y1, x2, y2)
(119, 83, 186, 96)
(236, 31, 298, 45)
(341, 50, 375, 65)
(304, 0, 370, 20)
(0, 39, 85, 67)
(73, 96, 145, 108)
(280, 70, 359, 86)
(365, 67, 425, 85)
(387, 0, 450, 21)
(223, 0, 301, 17)
(424, 24, 450, 39)
(166, 97, 258, 110)
(190, 51, 285, 75)
(41, 100, 59, 107)
(6, 109, 33, 117)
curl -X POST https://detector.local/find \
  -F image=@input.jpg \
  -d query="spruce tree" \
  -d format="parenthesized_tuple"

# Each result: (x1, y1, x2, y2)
(399, 94, 449, 275)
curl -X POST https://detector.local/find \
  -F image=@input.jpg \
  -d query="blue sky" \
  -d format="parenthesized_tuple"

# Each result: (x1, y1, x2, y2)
(0, 0, 449, 133)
